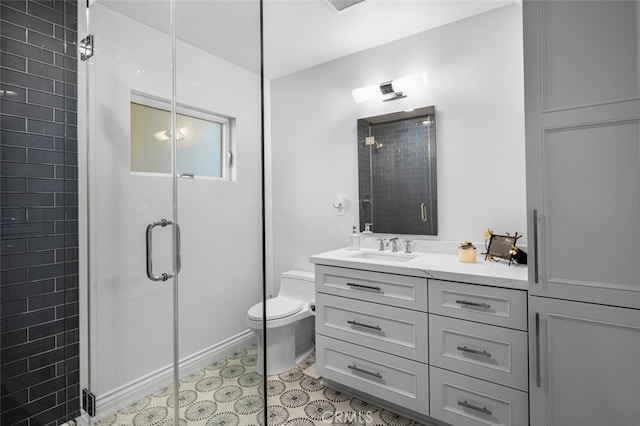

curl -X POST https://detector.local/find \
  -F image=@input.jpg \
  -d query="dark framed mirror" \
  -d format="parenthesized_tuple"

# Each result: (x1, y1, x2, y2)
(357, 106, 437, 235)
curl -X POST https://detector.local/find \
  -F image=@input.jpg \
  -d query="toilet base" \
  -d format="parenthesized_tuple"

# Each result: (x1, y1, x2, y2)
(253, 322, 311, 376)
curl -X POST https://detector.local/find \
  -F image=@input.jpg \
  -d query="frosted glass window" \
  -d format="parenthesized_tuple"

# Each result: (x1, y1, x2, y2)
(131, 102, 227, 178)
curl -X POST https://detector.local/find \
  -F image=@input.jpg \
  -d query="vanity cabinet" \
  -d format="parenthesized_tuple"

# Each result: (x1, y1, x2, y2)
(314, 265, 529, 425)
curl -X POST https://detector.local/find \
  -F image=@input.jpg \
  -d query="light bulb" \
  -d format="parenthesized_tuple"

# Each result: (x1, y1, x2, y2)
(392, 72, 427, 94)
(352, 84, 380, 103)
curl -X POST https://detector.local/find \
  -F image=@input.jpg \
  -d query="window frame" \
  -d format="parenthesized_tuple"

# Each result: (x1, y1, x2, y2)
(130, 92, 232, 181)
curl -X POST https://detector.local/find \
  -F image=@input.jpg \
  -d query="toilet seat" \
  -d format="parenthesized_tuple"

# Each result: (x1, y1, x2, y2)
(248, 297, 303, 321)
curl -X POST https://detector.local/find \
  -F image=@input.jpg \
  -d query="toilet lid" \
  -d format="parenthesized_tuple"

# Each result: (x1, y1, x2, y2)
(248, 297, 303, 321)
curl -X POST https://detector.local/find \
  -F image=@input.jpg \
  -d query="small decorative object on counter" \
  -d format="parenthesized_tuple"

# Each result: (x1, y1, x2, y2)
(458, 241, 477, 263)
(510, 245, 528, 265)
(484, 228, 527, 265)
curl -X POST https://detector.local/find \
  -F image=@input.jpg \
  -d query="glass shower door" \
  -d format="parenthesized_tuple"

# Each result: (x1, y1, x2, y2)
(82, 0, 181, 423)
(81, 0, 264, 424)
(173, 1, 265, 423)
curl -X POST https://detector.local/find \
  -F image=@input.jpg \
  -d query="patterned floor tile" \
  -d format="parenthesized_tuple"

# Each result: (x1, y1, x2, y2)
(92, 344, 423, 426)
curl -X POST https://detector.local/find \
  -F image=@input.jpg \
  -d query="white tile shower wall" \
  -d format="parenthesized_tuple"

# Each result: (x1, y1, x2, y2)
(78, 3, 263, 404)
(269, 4, 526, 287)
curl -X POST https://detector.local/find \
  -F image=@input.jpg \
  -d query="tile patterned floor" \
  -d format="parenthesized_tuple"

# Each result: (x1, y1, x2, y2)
(92, 344, 424, 426)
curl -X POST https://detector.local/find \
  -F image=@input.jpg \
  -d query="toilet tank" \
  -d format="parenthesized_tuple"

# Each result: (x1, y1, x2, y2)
(278, 270, 315, 302)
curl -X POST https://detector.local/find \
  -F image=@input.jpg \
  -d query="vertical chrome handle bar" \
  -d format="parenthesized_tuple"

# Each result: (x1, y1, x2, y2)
(533, 209, 539, 284)
(146, 219, 181, 282)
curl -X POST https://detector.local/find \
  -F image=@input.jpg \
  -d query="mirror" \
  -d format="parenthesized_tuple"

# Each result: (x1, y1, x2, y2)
(357, 106, 437, 235)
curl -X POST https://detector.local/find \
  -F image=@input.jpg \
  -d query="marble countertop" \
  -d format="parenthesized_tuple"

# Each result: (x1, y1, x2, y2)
(310, 247, 529, 290)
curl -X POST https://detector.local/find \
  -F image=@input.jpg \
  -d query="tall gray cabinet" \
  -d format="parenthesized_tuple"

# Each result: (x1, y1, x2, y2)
(524, 1, 640, 425)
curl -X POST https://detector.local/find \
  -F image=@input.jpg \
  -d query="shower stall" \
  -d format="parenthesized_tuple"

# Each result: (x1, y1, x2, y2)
(79, 0, 265, 424)
(1, 0, 273, 423)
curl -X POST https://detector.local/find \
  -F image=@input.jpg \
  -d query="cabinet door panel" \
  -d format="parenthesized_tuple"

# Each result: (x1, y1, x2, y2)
(541, 120, 640, 293)
(525, 0, 640, 308)
(541, 1, 639, 110)
(530, 296, 640, 426)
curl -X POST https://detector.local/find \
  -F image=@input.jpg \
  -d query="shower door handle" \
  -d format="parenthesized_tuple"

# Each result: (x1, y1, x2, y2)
(146, 219, 181, 282)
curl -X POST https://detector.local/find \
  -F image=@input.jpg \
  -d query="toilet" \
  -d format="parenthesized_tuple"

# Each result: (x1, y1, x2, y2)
(247, 270, 316, 376)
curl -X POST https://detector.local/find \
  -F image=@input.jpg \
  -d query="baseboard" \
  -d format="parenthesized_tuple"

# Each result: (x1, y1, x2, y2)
(81, 329, 255, 422)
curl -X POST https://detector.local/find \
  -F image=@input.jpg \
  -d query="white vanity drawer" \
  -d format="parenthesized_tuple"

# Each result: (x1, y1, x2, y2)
(316, 293, 428, 362)
(429, 314, 528, 391)
(315, 265, 427, 311)
(430, 366, 528, 426)
(316, 335, 429, 416)
(428, 280, 527, 331)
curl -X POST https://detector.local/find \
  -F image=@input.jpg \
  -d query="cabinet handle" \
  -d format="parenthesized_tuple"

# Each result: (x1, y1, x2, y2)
(458, 400, 492, 416)
(347, 320, 382, 331)
(347, 364, 383, 379)
(533, 209, 539, 284)
(457, 346, 491, 358)
(455, 299, 491, 309)
(535, 312, 541, 387)
(421, 203, 428, 222)
(346, 282, 381, 291)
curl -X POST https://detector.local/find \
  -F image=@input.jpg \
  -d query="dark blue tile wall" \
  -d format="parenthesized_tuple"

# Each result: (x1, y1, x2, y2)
(1, 0, 79, 425)
(358, 115, 438, 235)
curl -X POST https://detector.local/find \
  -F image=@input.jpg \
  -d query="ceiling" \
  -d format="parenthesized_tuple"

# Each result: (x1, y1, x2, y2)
(98, 0, 516, 80)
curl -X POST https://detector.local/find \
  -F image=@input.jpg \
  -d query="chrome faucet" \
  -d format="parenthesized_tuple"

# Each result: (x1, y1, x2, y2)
(404, 239, 413, 254)
(389, 237, 399, 252)
(377, 237, 386, 251)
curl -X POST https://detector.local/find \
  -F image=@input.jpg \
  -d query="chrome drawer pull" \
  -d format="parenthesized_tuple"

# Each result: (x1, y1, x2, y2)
(346, 282, 381, 291)
(347, 320, 382, 331)
(457, 346, 492, 358)
(347, 364, 383, 379)
(455, 299, 491, 309)
(458, 400, 492, 416)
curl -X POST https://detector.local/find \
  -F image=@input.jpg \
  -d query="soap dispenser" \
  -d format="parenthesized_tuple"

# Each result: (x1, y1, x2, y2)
(349, 225, 360, 250)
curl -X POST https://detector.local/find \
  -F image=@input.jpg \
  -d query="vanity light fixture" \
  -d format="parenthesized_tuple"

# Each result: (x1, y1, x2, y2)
(352, 72, 427, 103)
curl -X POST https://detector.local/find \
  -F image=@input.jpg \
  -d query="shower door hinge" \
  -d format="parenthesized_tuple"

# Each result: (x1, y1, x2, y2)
(82, 388, 96, 417)
(80, 34, 94, 61)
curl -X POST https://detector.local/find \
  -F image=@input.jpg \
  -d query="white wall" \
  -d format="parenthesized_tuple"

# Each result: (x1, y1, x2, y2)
(269, 5, 526, 287)
(80, 3, 263, 409)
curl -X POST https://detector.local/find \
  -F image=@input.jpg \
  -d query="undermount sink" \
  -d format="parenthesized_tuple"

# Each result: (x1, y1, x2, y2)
(348, 250, 418, 263)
